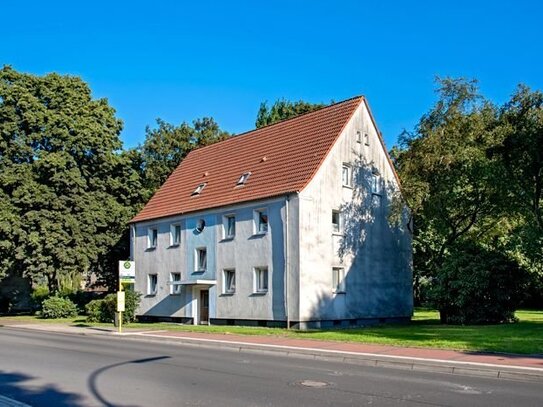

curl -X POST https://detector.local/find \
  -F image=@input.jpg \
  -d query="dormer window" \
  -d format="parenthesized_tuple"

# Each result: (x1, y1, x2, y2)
(237, 172, 251, 186)
(191, 183, 206, 196)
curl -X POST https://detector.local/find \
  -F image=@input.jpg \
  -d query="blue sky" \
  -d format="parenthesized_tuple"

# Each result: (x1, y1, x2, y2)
(1, 1, 542, 149)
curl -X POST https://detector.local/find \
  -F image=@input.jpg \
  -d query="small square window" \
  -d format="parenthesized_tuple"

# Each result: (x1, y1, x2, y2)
(223, 214, 236, 239)
(332, 210, 342, 234)
(148, 274, 158, 295)
(170, 272, 181, 295)
(195, 247, 207, 272)
(342, 164, 352, 187)
(254, 267, 268, 293)
(148, 228, 158, 249)
(333, 267, 346, 293)
(356, 131, 362, 143)
(170, 224, 181, 246)
(236, 172, 251, 186)
(223, 269, 236, 294)
(255, 209, 268, 234)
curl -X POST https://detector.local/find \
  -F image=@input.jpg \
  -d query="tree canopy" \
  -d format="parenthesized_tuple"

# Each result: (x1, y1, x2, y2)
(139, 117, 229, 194)
(0, 66, 144, 293)
(393, 78, 543, 322)
(255, 99, 326, 128)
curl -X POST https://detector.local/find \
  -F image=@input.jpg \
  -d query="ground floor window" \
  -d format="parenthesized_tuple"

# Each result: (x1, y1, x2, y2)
(170, 272, 181, 294)
(254, 267, 268, 293)
(333, 267, 346, 293)
(148, 274, 158, 295)
(223, 269, 236, 294)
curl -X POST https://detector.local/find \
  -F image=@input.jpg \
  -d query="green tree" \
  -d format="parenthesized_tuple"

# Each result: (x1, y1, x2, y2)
(492, 86, 543, 306)
(393, 78, 522, 321)
(255, 99, 326, 128)
(140, 117, 229, 193)
(496, 85, 543, 232)
(0, 66, 144, 293)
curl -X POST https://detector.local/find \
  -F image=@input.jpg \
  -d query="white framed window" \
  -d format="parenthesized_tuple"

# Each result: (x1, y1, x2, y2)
(236, 172, 251, 186)
(223, 214, 236, 239)
(332, 210, 342, 234)
(191, 183, 206, 196)
(147, 227, 158, 249)
(333, 267, 346, 293)
(254, 209, 268, 234)
(254, 267, 268, 293)
(170, 224, 181, 246)
(195, 247, 207, 272)
(170, 272, 181, 295)
(364, 132, 370, 146)
(223, 269, 236, 294)
(371, 171, 382, 195)
(342, 164, 352, 187)
(148, 274, 158, 295)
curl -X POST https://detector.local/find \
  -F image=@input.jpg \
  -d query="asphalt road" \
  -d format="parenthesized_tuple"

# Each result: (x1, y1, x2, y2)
(0, 327, 542, 407)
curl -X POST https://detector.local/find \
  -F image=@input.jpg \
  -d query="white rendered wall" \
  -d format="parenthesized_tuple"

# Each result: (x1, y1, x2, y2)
(298, 101, 413, 322)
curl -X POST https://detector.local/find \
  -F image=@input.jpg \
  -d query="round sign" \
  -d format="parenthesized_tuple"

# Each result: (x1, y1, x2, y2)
(123, 261, 131, 269)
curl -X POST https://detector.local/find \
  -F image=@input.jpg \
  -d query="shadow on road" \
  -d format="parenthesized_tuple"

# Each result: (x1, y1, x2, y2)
(0, 370, 83, 406)
(88, 356, 171, 407)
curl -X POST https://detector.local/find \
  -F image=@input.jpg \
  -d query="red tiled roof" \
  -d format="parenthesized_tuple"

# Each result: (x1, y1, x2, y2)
(131, 96, 364, 223)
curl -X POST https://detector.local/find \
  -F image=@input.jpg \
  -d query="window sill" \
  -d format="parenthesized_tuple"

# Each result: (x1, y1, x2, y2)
(220, 292, 235, 296)
(169, 293, 181, 296)
(145, 247, 157, 252)
(145, 293, 157, 297)
(332, 232, 345, 237)
(251, 291, 268, 296)
(342, 184, 353, 189)
(251, 232, 268, 238)
(220, 236, 235, 242)
(333, 291, 346, 295)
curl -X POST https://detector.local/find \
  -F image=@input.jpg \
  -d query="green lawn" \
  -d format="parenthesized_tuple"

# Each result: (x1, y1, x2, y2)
(2, 309, 542, 355)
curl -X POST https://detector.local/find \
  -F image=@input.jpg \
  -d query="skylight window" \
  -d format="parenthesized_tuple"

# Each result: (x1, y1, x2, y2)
(236, 172, 251, 186)
(191, 183, 206, 196)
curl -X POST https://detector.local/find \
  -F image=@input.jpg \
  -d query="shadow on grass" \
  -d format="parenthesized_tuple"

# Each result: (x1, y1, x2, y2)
(0, 370, 84, 406)
(296, 319, 543, 355)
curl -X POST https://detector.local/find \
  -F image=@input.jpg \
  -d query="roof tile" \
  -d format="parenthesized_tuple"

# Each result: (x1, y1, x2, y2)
(132, 96, 363, 222)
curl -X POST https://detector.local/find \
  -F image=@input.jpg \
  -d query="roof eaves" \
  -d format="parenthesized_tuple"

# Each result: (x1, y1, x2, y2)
(129, 191, 299, 224)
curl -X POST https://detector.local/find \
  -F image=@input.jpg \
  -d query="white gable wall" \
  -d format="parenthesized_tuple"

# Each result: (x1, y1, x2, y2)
(298, 101, 412, 323)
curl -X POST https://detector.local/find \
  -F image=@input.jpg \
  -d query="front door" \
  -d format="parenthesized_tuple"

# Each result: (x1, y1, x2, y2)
(199, 290, 209, 325)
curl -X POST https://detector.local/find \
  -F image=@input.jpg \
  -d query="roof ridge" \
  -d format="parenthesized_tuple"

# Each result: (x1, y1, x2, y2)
(189, 95, 365, 155)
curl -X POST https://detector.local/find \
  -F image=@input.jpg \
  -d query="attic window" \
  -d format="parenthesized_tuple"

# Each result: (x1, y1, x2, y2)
(192, 183, 206, 196)
(236, 172, 251, 186)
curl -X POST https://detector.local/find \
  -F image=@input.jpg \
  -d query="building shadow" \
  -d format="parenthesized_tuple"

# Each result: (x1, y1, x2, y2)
(302, 156, 412, 327)
(0, 370, 84, 406)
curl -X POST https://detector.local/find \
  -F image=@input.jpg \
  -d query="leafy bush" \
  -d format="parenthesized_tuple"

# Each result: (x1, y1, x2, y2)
(40, 296, 78, 319)
(69, 290, 105, 313)
(30, 285, 50, 311)
(85, 290, 141, 324)
(429, 243, 528, 324)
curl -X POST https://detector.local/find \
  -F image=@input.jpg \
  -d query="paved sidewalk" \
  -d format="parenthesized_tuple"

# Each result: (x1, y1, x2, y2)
(4, 322, 543, 382)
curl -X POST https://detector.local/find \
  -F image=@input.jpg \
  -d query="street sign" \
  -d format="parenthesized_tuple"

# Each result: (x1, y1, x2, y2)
(117, 291, 126, 312)
(119, 260, 135, 280)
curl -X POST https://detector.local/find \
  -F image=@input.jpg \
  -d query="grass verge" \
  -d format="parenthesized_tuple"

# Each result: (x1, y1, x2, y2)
(1, 309, 542, 355)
